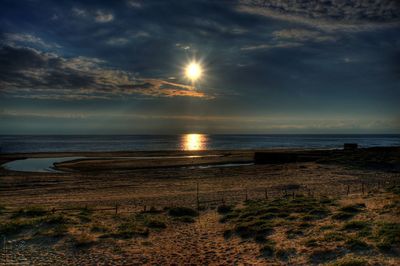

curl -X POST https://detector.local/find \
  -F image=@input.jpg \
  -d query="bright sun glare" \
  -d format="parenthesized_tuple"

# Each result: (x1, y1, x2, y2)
(183, 133, 206, 151)
(185, 61, 202, 81)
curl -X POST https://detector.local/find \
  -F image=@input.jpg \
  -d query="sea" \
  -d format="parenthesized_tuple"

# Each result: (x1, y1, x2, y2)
(0, 134, 399, 153)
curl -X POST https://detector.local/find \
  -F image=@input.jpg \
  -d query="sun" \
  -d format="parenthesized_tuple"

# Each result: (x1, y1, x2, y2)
(185, 61, 202, 81)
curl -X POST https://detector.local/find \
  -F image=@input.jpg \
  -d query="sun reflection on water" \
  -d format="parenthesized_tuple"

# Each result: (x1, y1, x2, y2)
(181, 134, 208, 151)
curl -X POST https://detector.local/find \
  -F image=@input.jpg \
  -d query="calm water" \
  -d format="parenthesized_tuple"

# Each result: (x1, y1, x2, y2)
(2, 155, 223, 172)
(3, 157, 84, 172)
(1, 134, 399, 153)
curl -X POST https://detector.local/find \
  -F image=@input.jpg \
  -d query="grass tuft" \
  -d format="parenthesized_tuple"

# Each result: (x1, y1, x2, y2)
(388, 185, 400, 195)
(168, 207, 198, 217)
(217, 204, 233, 214)
(275, 248, 296, 261)
(324, 232, 345, 242)
(259, 241, 275, 257)
(0, 219, 37, 235)
(173, 216, 195, 223)
(339, 204, 365, 213)
(342, 221, 370, 231)
(221, 196, 332, 243)
(145, 219, 167, 229)
(13, 206, 47, 218)
(375, 222, 400, 252)
(72, 232, 96, 248)
(304, 238, 319, 247)
(331, 256, 368, 266)
(90, 224, 109, 233)
(345, 238, 369, 251)
(331, 212, 355, 221)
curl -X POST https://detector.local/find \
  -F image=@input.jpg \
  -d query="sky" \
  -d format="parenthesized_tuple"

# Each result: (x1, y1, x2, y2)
(0, 0, 399, 134)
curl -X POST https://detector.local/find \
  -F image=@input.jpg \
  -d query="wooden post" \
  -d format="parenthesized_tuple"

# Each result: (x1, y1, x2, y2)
(347, 185, 350, 195)
(115, 203, 118, 215)
(292, 191, 295, 199)
(143, 205, 146, 212)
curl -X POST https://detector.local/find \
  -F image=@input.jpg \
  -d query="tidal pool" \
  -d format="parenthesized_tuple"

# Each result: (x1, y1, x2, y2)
(2, 155, 250, 173)
(2, 157, 84, 173)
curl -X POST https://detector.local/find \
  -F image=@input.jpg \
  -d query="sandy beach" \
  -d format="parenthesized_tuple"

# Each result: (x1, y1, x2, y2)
(1, 148, 399, 265)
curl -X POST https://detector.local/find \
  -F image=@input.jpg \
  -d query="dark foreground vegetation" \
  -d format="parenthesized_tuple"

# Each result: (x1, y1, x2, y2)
(219, 186, 400, 264)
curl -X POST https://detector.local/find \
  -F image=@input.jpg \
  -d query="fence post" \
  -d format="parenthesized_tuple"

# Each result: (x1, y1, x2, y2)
(115, 203, 118, 215)
(347, 185, 350, 196)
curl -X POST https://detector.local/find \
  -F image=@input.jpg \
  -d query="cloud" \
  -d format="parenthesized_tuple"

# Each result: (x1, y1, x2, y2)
(72, 7, 86, 17)
(0, 45, 212, 100)
(241, 28, 336, 51)
(95, 10, 114, 23)
(128, 80, 211, 98)
(106, 31, 149, 46)
(127, 1, 142, 9)
(2, 33, 60, 49)
(72, 8, 114, 23)
(237, 0, 400, 32)
(106, 37, 130, 46)
(241, 42, 302, 51)
(272, 29, 336, 42)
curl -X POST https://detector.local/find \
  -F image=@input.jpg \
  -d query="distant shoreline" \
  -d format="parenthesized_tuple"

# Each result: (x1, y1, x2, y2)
(1, 145, 400, 157)
(1, 134, 399, 154)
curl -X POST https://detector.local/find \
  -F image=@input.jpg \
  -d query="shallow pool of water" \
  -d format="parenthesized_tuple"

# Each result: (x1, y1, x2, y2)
(186, 162, 254, 169)
(2, 155, 249, 173)
(2, 157, 84, 173)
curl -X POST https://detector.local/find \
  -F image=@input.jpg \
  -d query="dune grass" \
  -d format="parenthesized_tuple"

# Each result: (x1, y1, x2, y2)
(330, 256, 368, 266)
(375, 222, 400, 251)
(331, 204, 365, 221)
(12, 206, 48, 218)
(168, 207, 198, 217)
(220, 195, 332, 252)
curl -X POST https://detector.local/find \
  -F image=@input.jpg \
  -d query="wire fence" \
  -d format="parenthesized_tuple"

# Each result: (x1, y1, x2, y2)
(1, 174, 399, 216)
